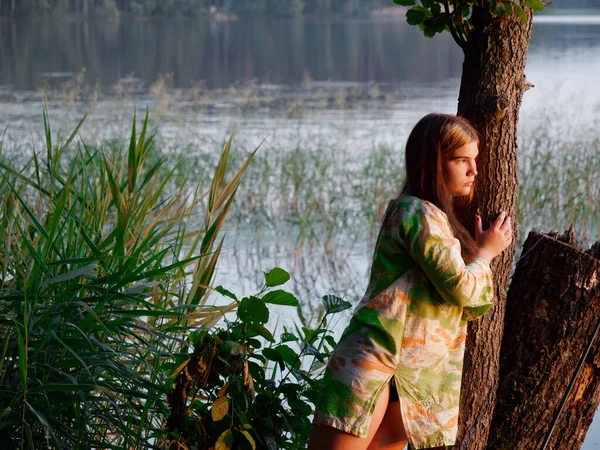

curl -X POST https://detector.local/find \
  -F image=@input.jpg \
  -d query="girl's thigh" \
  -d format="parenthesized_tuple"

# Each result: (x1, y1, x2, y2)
(307, 382, 391, 450)
(367, 397, 409, 450)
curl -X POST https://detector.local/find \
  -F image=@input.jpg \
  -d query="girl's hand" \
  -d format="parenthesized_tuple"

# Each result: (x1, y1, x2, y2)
(474, 211, 513, 263)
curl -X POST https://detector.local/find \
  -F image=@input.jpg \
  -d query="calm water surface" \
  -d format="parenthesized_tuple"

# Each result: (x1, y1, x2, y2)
(1, 15, 599, 447)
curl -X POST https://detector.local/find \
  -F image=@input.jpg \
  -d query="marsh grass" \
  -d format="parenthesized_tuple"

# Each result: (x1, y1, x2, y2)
(0, 103, 258, 447)
(4, 72, 598, 321)
(516, 119, 600, 259)
(121, 118, 599, 309)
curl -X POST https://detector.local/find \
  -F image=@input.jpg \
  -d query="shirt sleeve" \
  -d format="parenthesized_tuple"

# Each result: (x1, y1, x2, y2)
(399, 200, 494, 314)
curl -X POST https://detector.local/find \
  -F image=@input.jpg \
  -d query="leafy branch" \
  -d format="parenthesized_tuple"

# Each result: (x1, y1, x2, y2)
(394, 0, 552, 44)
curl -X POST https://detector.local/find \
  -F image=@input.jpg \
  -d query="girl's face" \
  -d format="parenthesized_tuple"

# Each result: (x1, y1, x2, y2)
(442, 141, 479, 197)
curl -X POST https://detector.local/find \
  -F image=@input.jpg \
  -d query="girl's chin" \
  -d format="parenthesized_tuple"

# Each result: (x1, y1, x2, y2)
(451, 187, 472, 196)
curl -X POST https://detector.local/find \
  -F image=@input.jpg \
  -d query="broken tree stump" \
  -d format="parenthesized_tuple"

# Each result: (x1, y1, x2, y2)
(487, 228, 600, 450)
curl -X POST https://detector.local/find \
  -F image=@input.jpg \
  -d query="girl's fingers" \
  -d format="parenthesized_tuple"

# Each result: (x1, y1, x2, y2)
(493, 211, 506, 230)
(475, 215, 483, 235)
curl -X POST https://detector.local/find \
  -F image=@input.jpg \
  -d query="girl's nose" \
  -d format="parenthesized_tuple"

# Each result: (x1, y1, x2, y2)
(469, 162, 478, 176)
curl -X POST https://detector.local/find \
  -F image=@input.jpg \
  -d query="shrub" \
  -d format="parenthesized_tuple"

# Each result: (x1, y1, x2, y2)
(166, 269, 349, 450)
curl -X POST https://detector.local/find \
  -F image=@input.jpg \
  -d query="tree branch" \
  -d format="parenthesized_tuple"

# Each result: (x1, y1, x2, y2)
(443, 0, 467, 49)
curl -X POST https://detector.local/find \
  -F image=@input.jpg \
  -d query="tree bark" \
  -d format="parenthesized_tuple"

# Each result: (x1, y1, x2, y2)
(488, 229, 600, 449)
(453, 3, 534, 449)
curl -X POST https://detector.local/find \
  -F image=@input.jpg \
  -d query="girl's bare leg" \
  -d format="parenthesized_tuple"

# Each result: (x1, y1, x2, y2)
(307, 383, 391, 450)
(367, 395, 409, 450)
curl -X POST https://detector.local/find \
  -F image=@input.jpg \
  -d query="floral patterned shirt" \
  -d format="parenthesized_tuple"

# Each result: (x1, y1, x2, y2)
(313, 194, 495, 449)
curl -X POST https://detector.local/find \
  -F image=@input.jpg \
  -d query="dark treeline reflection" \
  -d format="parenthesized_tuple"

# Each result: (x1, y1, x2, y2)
(0, 18, 464, 91)
(0, 0, 387, 18)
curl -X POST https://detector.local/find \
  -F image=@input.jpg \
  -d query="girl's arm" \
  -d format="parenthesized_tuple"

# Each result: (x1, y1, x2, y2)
(399, 200, 494, 316)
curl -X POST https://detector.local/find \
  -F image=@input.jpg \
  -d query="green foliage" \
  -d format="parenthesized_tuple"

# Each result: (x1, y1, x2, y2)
(0, 103, 257, 447)
(524, 0, 547, 11)
(264, 268, 291, 288)
(168, 268, 350, 449)
(394, 0, 552, 41)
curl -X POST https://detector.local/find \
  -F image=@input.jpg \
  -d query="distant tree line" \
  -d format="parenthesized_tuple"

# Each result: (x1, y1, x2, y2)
(0, 0, 390, 17)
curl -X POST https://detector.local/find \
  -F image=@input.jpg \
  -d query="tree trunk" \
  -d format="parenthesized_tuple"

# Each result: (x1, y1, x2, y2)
(83, 0, 89, 15)
(488, 230, 600, 449)
(453, 3, 534, 449)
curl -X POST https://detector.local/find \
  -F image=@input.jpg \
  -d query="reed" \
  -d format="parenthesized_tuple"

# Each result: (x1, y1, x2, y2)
(0, 103, 258, 447)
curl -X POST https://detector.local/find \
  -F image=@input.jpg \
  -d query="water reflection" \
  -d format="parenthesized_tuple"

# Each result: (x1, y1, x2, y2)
(0, 17, 465, 91)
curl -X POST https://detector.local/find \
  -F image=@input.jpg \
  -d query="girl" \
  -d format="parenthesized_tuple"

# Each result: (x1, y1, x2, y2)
(308, 113, 512, 450)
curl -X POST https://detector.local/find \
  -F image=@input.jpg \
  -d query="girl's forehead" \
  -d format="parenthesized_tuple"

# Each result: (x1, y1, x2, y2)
(448, 142, 479, 157)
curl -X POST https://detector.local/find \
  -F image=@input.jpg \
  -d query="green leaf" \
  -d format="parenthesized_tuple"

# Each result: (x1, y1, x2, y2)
(435, 16, 447, 32)
(190, 329, 209, 346)
(242, 430, 256, 450)
(524, 0, 546, 11)
(0, 407, 11, 420)
(264, 267, 290, 287)
(215, 429, 233, 450)
(325, 335, 338, 348)
(421, 0, 433, 7)
(215, 285, 238, 300)
(393, 0, 415, 6)
(303, 344, 325, 363)
(248, 324, 275, 343)
(28, 383, 98, 393)
(265, 436, 277, 450)
(15, 324, 27, 390)
(302, 387, 320, 404)
(279, 383, 302, 397)
(263, 348, 284, 372)
(238, 297, 269, 325)
(211, 397, 229, 422)
(128, 109, 137, 193)
(288, 398, 312, 416)
(25, 402, 51, 436)
(513, 1, 528, 21)
(41, 263, 98, 288)
(262, 290, 298, 307)
(406, 8, 428, 25)
(303, 327, 327, 345)
(322, 295, 352, 314)
(494, 2, 508, 14)
(280, 332, 298, 343)
(275, 344, 299, 368)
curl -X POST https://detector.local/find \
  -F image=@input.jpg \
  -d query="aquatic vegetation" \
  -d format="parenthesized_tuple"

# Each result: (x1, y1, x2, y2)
(0, 105, 261, 447)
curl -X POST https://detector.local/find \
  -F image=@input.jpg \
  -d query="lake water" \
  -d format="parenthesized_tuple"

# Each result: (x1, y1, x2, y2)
(1, 13, 599, 448)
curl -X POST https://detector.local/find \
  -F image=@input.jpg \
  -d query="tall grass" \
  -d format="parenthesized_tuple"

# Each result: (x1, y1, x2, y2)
(4, 73, 598, 325)
(0, 104, 258, 448)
